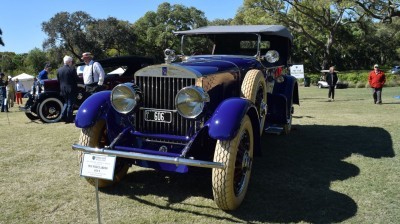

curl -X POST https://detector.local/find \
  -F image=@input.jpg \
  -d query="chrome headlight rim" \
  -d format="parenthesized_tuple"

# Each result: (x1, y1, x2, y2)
(110, 83, 141, 114)
(175, 86, 209, 119)
(265, 50, 280, 63)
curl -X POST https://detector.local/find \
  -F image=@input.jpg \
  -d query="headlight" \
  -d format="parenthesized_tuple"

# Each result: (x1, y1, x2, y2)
(110, 83, 141, 114)
(265, 50, 280, 63)
(175, 86, 209, 119)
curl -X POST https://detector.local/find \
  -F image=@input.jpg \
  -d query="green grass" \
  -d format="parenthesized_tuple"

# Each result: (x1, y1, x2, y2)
(1, 87, 399, 223)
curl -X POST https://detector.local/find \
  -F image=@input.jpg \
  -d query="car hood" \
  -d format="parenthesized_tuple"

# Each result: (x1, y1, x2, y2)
(135, 55, 261, 79)
(179, 55, 260, 76)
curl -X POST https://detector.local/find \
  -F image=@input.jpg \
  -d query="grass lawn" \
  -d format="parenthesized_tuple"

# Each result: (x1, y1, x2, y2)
(0, 87, 399, 223)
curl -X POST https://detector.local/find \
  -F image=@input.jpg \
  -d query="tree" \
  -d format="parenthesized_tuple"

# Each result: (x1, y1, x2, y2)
(353, 0, 400, 23)
(133, 2, 208, 61)
(88, 17, 137, 56)
(208, 18, 234, 26)
(42, 11, 99, 60)
(0, 52, 17, 73)
(25, 48, 48, 74)
(241, 0, 354, 70)
(0, 28, 4, 46)
(240, 0, 400, 71)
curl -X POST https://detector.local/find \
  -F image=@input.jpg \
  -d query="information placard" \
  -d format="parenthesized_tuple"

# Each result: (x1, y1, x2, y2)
(80, 153, 116, 180)
(290, 64, 305, 79)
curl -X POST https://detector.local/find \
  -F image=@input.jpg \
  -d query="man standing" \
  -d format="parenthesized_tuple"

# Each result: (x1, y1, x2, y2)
(38, 63, 51, 81)
(57, 56, 79, 123)
(81, 52, 105, 95)
(6, 76, 16, 108)
(326, 66, 338, 101)
(0, 72, 9, 112)
(368, 64, 386, 104)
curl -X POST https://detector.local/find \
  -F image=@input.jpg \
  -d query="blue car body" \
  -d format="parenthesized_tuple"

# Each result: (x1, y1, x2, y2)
(73, 25, 299, 210)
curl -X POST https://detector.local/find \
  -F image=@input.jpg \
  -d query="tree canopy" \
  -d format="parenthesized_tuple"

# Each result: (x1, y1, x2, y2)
(0, 28, 4, 46)
(1, 1, 400, 75)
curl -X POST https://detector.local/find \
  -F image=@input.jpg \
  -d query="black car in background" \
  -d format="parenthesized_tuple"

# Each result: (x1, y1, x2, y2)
(21, 56, 154, 123)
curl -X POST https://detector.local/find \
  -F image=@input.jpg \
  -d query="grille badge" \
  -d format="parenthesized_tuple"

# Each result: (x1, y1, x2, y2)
(159, 145, 168, 152)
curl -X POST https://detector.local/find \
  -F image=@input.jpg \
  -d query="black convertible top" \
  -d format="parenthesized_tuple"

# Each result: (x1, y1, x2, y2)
(174, 25, 293, 42)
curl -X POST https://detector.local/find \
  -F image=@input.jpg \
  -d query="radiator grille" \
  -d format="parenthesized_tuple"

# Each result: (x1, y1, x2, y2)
(135, 76, 198, 136)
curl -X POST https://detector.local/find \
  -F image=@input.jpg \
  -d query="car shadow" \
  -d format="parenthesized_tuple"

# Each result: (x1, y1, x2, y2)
(101, 124, 394, 223)
(233, 124, 394, 223)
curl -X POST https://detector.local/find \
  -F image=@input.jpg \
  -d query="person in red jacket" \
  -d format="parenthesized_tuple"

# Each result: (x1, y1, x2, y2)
(368, 64, 386, 104)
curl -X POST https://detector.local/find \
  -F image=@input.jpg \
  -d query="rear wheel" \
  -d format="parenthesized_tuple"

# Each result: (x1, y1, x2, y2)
(241, 69, 267, 135)
(78, 120, 129, 188)
(38, 98, 63, 123)
(212, 115, 254, 210)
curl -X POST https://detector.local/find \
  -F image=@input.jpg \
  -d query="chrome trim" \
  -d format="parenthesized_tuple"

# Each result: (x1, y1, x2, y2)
(72, 144, 224, 169)
(135, 76, 198, 136)
(143, 138, 187, 146)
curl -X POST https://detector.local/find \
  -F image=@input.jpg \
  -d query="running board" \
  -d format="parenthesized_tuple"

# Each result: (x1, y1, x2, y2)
(264, 126, 283, 135)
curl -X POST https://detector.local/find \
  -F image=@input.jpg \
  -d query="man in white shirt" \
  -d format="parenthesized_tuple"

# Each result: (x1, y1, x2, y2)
(81, 52, 105, 95)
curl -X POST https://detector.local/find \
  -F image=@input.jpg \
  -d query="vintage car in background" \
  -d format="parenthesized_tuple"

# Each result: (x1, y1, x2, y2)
(21, 56, 154, 123)
(72, 25, 299, 210)
(391, 65, 400, 74)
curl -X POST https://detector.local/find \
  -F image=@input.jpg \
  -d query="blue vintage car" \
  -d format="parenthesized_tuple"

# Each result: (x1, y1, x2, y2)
(72, 25, 299, 210)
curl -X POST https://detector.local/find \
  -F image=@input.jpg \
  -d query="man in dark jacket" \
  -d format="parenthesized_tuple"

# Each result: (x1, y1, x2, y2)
(57, 56, 80, 123)
(0, 72, 9, 112)
(326, 66, 338, 101)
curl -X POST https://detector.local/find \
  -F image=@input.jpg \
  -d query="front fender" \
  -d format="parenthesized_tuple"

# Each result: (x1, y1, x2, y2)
(207, 98, 255, 140)
(37, 91, 63, 102)
(75, 91, 111, 128)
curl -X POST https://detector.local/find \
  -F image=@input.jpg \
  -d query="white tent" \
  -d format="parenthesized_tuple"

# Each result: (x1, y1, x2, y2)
(11, 73, 35, 93)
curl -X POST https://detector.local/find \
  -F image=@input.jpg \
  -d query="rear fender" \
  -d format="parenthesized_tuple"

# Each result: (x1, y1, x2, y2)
(273, 75, 299, 105)
(75, 91, 111, 128)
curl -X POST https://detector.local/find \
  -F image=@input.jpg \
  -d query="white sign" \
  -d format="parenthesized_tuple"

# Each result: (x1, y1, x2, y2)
(290, 64, 305, 79)
(80, 153, 116, 180)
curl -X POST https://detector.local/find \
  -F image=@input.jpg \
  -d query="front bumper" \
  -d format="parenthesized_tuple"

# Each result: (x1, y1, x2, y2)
(72, 144, 225, 169)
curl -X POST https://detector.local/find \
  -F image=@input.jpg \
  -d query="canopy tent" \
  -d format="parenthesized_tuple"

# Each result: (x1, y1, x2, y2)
(11, 73, 35, 93)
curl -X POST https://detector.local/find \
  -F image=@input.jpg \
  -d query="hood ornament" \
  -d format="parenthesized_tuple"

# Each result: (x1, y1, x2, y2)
(164, 49, 176, 64)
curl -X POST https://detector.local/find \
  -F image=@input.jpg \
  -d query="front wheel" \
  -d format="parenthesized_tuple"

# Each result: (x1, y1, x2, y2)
(78, 120, 129, 188)
(38, 98, 63, 123)
(25, 104, 39, 121)
(241, 69, 267, 135)
(212, 115, 254, 210)
(25, 112, 39, 120)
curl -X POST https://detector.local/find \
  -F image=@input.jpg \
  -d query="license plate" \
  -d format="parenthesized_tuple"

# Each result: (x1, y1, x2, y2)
(144, 110, 172, 123)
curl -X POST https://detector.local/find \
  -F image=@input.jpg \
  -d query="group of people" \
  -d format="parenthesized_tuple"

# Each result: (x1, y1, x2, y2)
(0, 51, 105, 123)
(323, 64, 386, 104)
(0, 73, 29, 112)
(57, 52, 105, 123)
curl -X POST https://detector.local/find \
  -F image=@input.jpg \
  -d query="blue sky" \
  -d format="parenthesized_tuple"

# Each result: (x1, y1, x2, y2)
(0, 0, 244, 54)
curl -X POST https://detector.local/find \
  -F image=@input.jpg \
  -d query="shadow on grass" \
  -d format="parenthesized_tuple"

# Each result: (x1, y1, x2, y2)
(102, 124, 394, 223)
(233, 125, 394, 223)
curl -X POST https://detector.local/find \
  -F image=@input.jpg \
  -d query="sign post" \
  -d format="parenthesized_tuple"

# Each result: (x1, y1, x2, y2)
(80, 153, 117, 224)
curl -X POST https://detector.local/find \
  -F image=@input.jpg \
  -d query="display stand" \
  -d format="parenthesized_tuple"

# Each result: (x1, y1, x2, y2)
(80, 153, 116, 224)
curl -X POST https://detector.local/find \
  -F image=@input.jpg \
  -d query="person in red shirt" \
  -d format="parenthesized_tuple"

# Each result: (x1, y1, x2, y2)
(368, 64, 386, 104)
